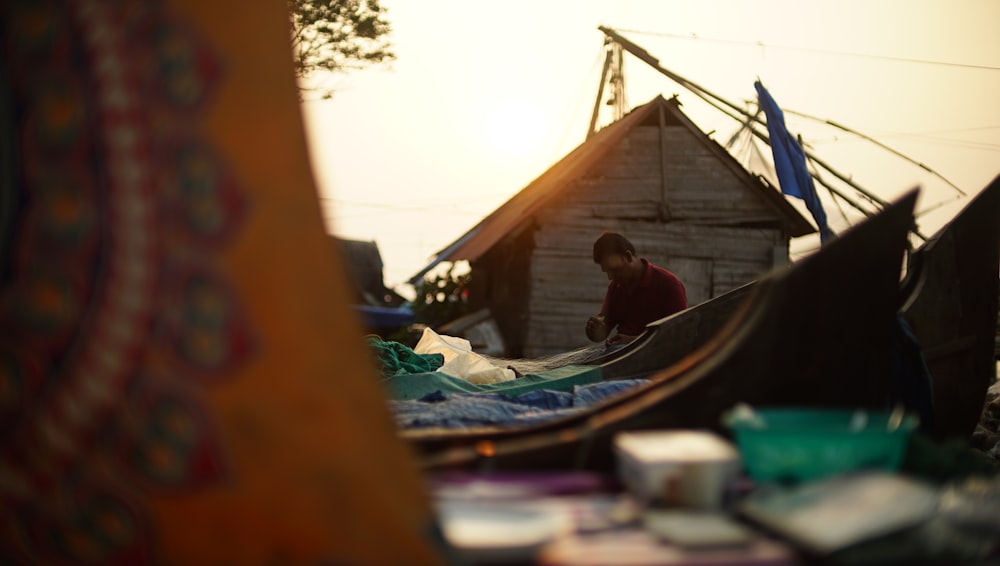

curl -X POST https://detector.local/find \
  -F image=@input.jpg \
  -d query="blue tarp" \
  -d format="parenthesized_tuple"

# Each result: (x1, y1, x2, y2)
(755, 81, 834, 242)
(390, 379, 649, 429)
(353, 305, 414, 327)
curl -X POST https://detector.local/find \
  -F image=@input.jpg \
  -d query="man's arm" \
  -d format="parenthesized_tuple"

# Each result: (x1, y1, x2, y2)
(652, 270, 688, 318)
(664, 272, 688, 313)
(588, 282, 617, 342)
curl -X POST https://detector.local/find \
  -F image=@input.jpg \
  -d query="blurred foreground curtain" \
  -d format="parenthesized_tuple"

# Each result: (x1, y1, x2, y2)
(0, 0, 443, 563)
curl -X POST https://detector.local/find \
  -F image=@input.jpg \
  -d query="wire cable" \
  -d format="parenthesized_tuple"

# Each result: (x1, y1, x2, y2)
(779, 108, 967, 196)
(617, 28, 1000, 72)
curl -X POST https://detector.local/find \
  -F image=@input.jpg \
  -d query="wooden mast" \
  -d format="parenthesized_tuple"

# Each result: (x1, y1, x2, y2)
(588, 40, 627, 138)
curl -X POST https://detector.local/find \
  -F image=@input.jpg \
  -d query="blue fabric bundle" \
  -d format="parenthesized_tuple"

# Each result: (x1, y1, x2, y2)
(391, 379, 649, 429)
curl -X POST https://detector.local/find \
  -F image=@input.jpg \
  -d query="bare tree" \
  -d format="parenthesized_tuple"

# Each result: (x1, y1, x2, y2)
(289, 0, 395, 98)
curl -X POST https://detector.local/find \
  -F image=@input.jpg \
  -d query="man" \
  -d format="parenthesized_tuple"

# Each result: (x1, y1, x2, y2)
(585, 232, 688, 347)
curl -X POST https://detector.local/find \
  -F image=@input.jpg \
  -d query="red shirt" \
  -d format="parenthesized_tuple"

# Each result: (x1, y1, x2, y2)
(599, 258, 688, 336)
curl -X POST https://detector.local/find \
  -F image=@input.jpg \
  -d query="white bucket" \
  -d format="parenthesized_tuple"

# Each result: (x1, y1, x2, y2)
(614, 430, 741, 509)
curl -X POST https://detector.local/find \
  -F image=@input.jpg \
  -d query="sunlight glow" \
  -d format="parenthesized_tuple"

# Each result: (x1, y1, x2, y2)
(484, 103, 550, 160)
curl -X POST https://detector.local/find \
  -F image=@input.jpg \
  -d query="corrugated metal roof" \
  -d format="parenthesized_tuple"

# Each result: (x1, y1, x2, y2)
(409, 95, 814, 283)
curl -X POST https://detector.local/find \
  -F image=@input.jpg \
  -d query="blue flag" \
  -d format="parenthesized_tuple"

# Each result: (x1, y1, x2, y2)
(755, 81, 833, 242)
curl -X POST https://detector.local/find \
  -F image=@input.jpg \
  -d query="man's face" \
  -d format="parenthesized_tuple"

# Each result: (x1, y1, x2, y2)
(598, 252, 634, 284)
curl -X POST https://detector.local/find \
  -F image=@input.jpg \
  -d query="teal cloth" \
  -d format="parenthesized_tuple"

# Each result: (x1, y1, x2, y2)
(366, 336, 444, 378)
(383, 364, 603, 401)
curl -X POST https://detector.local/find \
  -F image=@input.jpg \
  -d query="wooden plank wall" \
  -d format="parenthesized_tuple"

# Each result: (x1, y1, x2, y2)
(521, 123, 787, 357)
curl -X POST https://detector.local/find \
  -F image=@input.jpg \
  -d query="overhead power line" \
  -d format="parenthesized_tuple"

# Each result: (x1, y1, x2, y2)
(616, 28, 1000, 72)
(321, 197, 496, 216)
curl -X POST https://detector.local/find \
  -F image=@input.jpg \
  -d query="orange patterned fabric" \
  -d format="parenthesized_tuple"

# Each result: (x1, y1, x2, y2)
(0, 0, 442, 563)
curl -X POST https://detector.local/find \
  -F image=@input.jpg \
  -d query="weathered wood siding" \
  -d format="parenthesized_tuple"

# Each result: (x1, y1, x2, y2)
(521, 123, 788, 357)
(470, 228, 534, 357)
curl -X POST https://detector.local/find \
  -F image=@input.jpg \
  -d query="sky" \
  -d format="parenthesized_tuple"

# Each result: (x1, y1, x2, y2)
(300, 0, 1000, 294)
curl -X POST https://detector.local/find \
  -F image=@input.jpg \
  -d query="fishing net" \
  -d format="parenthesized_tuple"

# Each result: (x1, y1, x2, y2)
(482, 343, 609, 376)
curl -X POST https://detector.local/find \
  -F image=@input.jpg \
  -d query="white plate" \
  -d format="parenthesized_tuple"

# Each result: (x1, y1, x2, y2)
(437, 502, 573, 562)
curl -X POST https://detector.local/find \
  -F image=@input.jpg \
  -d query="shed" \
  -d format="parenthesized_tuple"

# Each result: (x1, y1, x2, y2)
(334, 237, 405, 307)
(413, 95, 814, 357)
(335, 237, 414, 332)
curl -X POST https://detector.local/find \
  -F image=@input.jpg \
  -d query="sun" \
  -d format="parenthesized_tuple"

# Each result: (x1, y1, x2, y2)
(484, 103, 550, 161)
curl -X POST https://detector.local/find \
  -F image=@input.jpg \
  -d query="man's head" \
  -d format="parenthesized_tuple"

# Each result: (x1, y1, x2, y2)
(593, 232, 641, 284)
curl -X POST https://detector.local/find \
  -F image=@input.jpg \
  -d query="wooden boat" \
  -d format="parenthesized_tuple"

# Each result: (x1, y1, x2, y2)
(404, 191, 918, 471)
(900, 174, 1000, 439)
(552, 175, 1000, 437)
(590, 282, 755, 380)
(591, 175, 1000, 437)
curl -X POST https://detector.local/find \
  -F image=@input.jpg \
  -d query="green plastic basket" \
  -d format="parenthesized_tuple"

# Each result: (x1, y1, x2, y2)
(724, 407, 918, 483)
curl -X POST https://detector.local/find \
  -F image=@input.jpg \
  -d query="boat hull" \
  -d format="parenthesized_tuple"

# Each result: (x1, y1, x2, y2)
(902, 175, 1000, 439)
(406, 192, 918, 471)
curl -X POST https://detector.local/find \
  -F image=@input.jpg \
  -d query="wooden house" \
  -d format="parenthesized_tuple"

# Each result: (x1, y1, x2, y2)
(412, 95, 814, 357)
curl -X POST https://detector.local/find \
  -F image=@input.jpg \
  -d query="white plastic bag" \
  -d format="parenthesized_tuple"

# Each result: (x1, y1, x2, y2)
(413, 327, 515, 384)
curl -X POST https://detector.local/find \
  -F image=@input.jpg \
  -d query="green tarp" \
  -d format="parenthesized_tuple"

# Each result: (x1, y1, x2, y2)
(366, 336, 444, 377)
(384, 364, 604, 401)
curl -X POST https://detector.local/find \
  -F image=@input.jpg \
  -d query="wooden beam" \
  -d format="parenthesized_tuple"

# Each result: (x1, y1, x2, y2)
(658, 103, 672, 220)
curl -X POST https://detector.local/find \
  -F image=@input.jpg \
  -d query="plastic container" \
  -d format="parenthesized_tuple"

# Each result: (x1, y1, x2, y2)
(614, 430, 741, 509)
(724, 406, 918, 483)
